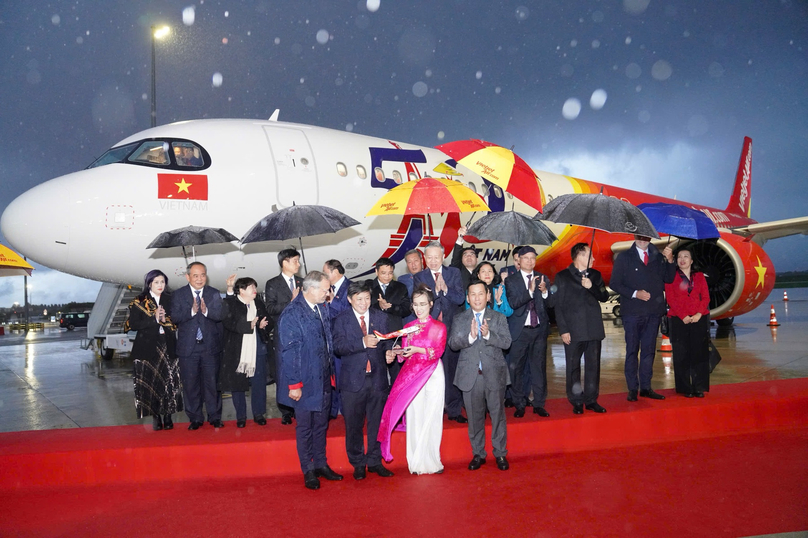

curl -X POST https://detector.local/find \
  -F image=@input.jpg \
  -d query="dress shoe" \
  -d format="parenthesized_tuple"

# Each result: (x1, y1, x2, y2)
(237, 419, 247, 428)
(210, 419, 225, 428)
(467, 455, 486, 471)
(314, 466, 343, 481)
(627, 390, 638, 402)
(533, 407, 550, 417)
(281, 414, 293, 425)
(368, 464, 395, 478)
(504, 398, 515, 408)
(187, 421, 203, 430)
(152, 415, 163, 431)
(162, 414, 173, 430)
(639, 389, 666, 400)
(353, 467, 366, 480)
(253, 415, 267, 426)
(694, 391, 705, 398)
(495, 456, 509, 471)
(513, 407, 525, 418)
(572, 404, 584, 415)
(304, 470, 320, 490)
(684, 392, 694, 398)
(449, 415, 468, 424)
(585, 402, 607, 413)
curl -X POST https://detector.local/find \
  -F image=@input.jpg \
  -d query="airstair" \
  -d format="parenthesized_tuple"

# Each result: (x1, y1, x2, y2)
(84, 283, 141, 359)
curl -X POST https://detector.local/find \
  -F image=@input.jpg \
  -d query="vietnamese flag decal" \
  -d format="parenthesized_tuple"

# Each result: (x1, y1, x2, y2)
(157, 173, 208, 200)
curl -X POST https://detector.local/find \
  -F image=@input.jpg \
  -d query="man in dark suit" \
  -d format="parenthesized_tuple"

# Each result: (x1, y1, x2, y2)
(397, 248, 423, 297)
(366, 257, 411, 384)
(323, 259, 351, 417)
(414, 240, 467, 423)
(504, 246, 552, 418)
(500, 246, 524, 281)
(610, 235, 675, 401)
(170, 262, 225, 430)
(265, 248, 303, 425)
(450, 226, 479, 290)
(332, 281, 395, 480)
(449, 279, 513, 472)
(550, 243, 610, 414)
(278, 271, 343, 490)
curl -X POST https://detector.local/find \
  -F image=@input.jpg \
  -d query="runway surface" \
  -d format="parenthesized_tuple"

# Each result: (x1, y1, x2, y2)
(0, 288, 805, 433)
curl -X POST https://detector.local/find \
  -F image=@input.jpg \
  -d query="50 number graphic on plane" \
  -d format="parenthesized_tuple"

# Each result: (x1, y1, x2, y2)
(2, 116, 806, 323)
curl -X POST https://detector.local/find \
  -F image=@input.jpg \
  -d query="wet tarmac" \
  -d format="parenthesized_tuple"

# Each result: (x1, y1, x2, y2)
(0, 289, 805, 433)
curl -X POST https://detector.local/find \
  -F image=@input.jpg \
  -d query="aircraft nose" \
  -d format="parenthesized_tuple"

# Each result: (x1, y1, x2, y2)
(1, 179, 71, 271)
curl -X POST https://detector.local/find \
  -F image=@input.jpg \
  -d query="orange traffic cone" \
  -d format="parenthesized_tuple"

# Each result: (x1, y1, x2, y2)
(767, 305, 780, 327)
(659, 335, 673, 352)
(783, 291, 789, 301)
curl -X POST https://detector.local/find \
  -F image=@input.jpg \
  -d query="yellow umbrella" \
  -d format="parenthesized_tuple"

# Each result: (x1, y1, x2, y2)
(366, 176, 490, 216)
(0, 244, 34, 277)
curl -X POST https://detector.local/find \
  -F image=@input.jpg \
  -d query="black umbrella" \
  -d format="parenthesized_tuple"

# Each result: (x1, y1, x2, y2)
(241, 204, 361, 272)
(147, 225, 239, 262)
(538, 192, 659, 273)
(466, 211, 558, 246)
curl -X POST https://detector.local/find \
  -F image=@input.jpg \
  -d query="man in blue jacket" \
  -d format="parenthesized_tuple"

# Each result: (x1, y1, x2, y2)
(609, 235, 675, 402)
(278, 271, 343, 490)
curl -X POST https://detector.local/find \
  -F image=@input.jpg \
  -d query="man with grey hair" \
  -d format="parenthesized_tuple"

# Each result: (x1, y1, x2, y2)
(414, 240, 467, 423)
(278, 271, 343, 490)
(398, 248, 423, 297)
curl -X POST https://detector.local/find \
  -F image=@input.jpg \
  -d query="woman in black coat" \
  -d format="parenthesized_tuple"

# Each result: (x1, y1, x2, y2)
(220, 277, 273, 427)
(126, 269, 183, 431)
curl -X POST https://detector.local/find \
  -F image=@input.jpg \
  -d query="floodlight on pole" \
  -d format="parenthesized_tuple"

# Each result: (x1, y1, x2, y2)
(150, 25, 171, 128)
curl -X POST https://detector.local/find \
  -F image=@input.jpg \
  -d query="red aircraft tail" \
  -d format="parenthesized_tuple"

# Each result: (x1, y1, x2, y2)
(725, 136, 753, 217)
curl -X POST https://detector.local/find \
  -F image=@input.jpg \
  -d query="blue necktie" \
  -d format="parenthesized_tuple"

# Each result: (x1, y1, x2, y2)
(195, 290, 203, 341)
(476, 312, 483, 371)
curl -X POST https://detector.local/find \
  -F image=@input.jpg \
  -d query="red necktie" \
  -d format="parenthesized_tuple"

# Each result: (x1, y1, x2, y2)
(643, 251, 649, 266)
(361, 315, 371, 372)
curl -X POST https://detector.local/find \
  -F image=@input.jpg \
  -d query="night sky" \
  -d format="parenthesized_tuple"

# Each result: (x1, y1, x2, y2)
(1, 0, 806, 306)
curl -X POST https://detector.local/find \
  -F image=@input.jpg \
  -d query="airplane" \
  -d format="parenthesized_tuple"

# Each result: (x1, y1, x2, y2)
(2, 116, 807, 326)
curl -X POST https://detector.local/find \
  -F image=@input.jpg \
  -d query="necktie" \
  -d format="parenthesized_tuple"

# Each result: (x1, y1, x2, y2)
(643, 251, 649, 266)
(526, 275, 538, 327)
(360, 315, 371, 373)
(434, 273, 444, 321)
(313, 305, 321, 320)
(194, 290, 203, 340)
(381, 283, 387, 295)
(475, 312, 483, 371)
(288, 277, 295, 293)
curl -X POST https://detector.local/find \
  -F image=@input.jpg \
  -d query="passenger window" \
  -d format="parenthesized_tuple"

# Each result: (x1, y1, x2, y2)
(493, 186, 503, 198)
(468, 181, 477, 193)
(506, 192, 513, 199)
(356, 165, 367, 179)
(130, 141, 171, 165)
(172, 142, 205, 167)
(374, 167, 385, 183)
(336, 162, 348, 177)
(408, 172, 418, 181)
(480, 183, 490, 197)
(392, 170, 403, 184)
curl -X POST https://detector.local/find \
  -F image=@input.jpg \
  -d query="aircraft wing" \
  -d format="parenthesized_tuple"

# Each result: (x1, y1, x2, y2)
(729, 216, 808, 242)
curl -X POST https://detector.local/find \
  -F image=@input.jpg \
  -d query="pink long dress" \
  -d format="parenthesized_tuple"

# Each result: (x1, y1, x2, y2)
(378, 317, 447, 474)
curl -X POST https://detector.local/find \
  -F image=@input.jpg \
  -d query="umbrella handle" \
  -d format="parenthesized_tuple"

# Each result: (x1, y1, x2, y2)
(465, 212, 476, 227)
(585, 228, 597, 277)
(299, 237, 308, 274)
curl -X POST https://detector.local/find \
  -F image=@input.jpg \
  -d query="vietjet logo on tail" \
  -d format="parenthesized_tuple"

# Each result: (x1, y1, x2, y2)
(727, 137, 752, 218)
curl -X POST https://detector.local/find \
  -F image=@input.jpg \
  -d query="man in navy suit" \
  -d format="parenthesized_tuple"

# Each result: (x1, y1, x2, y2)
(278, 271, 343, 490)
(265, 248, 303, 425)
(414, 240, 467, 423)
(504, 246, 553, 418)
(397, 249, 423, 298)
(333, 281, 395, 480)
(366, 257, 411, 384)
(171, 262, 225, 429)
(609, 235, 675, 401)
(323, 259, 351, 417)
(450, 226, 479, 290)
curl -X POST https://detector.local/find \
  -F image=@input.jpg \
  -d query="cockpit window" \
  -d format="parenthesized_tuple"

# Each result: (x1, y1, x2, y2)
(172, 142, 205, 168)
(87, 142, 139, 169)
(129, 141, 171, 165)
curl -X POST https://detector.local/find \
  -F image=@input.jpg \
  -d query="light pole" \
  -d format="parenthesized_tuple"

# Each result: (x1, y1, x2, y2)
(150, 25, 171, 128)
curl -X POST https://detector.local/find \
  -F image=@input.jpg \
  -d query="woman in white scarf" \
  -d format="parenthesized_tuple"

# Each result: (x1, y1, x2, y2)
(220, 277, 272, 427)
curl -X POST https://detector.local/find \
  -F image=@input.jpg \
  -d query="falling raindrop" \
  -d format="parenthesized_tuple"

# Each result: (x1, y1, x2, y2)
(182, 6, 195, 26)
(562, 98, 581, 120)
(212, 72, 223, 87)
(590, 89, 607, 110)
(316, 29, 330, 45)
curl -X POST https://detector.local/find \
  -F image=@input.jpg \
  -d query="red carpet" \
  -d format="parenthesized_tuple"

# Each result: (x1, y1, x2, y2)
(1, 378, 807, 537)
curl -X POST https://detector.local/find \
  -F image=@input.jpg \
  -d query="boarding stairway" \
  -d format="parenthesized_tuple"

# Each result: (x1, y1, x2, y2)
(84, 283, 141, 358)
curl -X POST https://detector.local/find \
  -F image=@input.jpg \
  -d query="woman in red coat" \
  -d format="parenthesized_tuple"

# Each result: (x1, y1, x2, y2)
(665, 248, 711, 397)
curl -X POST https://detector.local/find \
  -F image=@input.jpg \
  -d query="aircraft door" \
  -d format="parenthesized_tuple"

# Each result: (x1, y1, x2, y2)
(263, 126, 319, 207)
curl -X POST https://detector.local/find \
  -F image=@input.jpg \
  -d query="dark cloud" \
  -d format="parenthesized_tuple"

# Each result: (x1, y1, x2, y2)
(0, 0, 806, 306)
